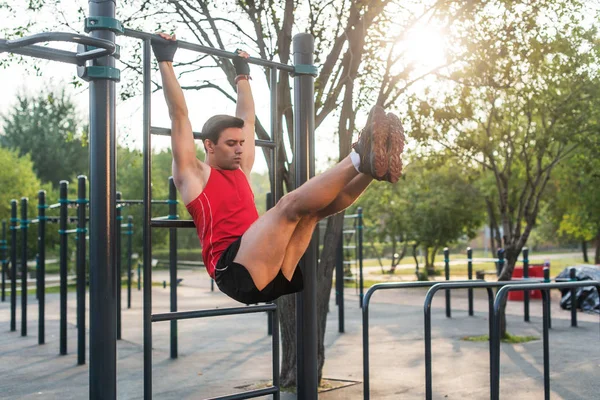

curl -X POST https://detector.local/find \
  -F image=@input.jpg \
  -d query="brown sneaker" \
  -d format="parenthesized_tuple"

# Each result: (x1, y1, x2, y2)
(352, 105, 389, 179)
(384, 112, 405, 183)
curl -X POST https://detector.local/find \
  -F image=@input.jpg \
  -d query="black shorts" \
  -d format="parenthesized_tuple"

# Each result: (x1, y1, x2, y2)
(214, 236, 304, 305)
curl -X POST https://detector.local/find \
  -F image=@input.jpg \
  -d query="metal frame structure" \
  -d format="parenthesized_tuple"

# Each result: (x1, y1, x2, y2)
(1, 2, 318, 397)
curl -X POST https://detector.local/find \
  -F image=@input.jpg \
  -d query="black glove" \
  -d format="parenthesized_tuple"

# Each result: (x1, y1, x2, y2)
(152, 38, 178, 62)
(232, 49, 250, 75)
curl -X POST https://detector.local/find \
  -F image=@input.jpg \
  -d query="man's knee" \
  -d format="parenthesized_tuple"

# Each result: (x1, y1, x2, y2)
(276, 192, 307, 222)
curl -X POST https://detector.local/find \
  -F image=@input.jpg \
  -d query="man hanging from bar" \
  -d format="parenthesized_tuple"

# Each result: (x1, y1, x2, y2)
(152, 33, 405, 305)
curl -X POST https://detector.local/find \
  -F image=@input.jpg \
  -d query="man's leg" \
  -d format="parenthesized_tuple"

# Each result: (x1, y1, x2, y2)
(279, 173, 373, 279)
(234, 157, 360, 290)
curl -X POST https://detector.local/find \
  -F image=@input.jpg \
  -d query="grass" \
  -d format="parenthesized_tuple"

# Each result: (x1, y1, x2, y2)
(462, 333, 539, 343)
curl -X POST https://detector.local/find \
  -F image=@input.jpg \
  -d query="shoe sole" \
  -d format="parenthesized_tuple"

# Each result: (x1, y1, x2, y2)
(386, 112, 405, 183)
(368, 106, 390, 179)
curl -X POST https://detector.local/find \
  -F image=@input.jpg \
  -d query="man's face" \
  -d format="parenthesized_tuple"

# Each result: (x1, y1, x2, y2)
(207, 127, 245, 170)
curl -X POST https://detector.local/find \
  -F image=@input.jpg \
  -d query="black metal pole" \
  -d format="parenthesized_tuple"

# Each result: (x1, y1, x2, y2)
(116, 191, 122, 340)
(127, 215, 133, 309)
(523, 247, 530, 322)
(467, 247, 473, 316)
(358, 207, 364, 309)
(1, 220, 6, 302)
(10, 200, 17, 332)
(542, 290, 550, 400)
(169, 176, 178, 359)
(20, 197, 28, 337)
(35, 254, 39, 301)
(569, 267, 577, 327)
(88, 0, 117, 397)
(336, 230, 345, 333)
(271, 308, 280, 400)
(77, 176, 87, 364)
(59, 180, 68, 355)
(38, 191, 46, 344)
(444, 247, 450, 318)
(543, 266, 551, 329)
(266, 193, 273, 336)
(293, 32, 318, 399)
(142, 38, 153, 400)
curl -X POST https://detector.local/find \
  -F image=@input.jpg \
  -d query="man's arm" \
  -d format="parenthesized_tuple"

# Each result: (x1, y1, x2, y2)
(155, 33, 206, 205)
(233, 51, 256, 178)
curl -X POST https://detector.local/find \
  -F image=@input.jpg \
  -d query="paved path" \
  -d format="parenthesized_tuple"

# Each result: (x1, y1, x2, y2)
(0, 268, 598, 399)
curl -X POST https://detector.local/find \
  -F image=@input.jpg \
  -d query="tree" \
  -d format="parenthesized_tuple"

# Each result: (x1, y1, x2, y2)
(0, 147, 56, 260)
(1, 90, 88, 187)
(407, 0, 600, 336)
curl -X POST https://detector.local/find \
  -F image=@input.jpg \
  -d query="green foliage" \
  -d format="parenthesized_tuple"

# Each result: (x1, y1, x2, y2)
(0, 147, 58, 256)
(1, 89, 88, 187)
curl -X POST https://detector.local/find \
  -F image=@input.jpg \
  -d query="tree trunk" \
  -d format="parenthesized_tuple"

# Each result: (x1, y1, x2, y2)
(497, 245, 520, 338)
(277, 213, 344, 387)
(412, 243, 420, 278)
(582, 240, 589, 263)
(390, 240, 397, 274)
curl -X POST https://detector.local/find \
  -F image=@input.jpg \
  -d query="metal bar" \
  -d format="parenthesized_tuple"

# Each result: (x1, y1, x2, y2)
(444, 248, 451, 318)
(0, 39, 80, 64)
(127, 216, 133, 309)
(4, 32, 114, 55)
(492, 281, 600, 400)
(10, 201, 17, 331)
(362, 280, 481, 399)
(169, 177, 178, 359)
(117, 199, 172, 205)
(149, 126, 276, 149)
(204, 387, 278, 400)
(272, 302, 280, 400)
(358, 208, 364, 309)
(116, 192, 122, 340)
(422, 280, 537, 399)
(38, 190, 46, 344)
(59, 181, 68, 354)
(523, 247, 530, 322)
(293, 32, 318, 399)
(152, 304, 277, 322)
(88, 1, 117, 397)
(20, 197, 28, 337)
(336, 231, 344, 333)
(467, 247, 473, 316)
(270, 67, 279, 203)
(1, 221, 6, 302)
(266, 194, 274, 337)
(142, 38, 153, 400)
(569, 267, 577, 327)
(77, 176, 87, 364)
(151, 219, 195, 228)
(543, 267, 552, 329)
(122, 28, 294, 73)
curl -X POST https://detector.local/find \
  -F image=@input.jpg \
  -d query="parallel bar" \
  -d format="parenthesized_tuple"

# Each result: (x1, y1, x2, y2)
(492, 281, 600, 400)
(123, 29, 295, 73)
(20, 197, 28, 337)
(169, 177, 178, 359)
(336, 232, 344, 333)
(10, 201, 17, 331)
(118, 199, 172, 205)
(142, 38, 153, 400)
(59, 181, 68, 355)
(467, 247, 473, 316)
(38, 191, 46, 344)
(116, 192, 122, 340)
(444, 248, 451, 318)
(1, 221, 6, 302)
(358, 208, 364, 308)
(152, 304, 277, 322)
(150, 126, 276, 149)
(151, 219, 195, 229)
(205, 387, 278, 400)
(127, 216, 133, 309)
(362, 280, 482, 399)
(569, 268, 577, 327)
(523, 247, 530, 322)
(77, 176, 87, 364)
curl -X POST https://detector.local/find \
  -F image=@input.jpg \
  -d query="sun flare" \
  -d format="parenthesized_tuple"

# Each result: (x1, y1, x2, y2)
(402, 23, 447, 71)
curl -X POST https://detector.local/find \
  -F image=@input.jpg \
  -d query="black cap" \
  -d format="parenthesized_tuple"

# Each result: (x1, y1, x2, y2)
(201, 114, 244, 142)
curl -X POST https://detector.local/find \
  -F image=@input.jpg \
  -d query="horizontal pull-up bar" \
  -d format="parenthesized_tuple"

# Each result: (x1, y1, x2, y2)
(150, 219, 195, 229)
(152, 303, 277, 322)
(150, 126, 276, 149)
(118, 199, 174, 205)
(0, 32, 116, 65)
(123, 28, 295, 73)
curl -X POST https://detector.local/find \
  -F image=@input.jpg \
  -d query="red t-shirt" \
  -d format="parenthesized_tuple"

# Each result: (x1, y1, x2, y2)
(185, 168, 259, 279)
